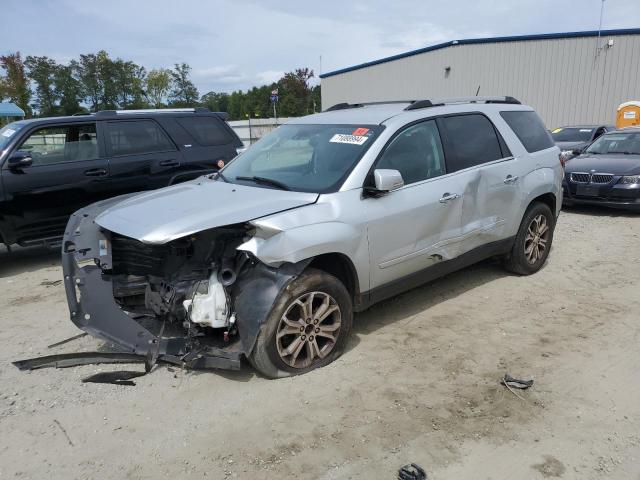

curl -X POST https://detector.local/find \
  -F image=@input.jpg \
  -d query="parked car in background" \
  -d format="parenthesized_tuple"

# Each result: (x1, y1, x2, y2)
(0, 108, 243, 249)
(563, 127, 640, 211)
(552, 124, 615, 161)
(62, 96, 563, 378)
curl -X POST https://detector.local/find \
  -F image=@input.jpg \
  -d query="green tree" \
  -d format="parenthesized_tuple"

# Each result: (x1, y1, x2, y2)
(76, 53, 101, 111)
(55, 62, 84, 115)
(146, 68, 172, 107)
(0, 52, 32, 116)
(277, 68, 315, 117)
(25, 55, 59, 116)
(114, 59, 147, 109)
(200, 91, 229, 112)
(96, 51, 118, 109)
(169, 63, 199, 106)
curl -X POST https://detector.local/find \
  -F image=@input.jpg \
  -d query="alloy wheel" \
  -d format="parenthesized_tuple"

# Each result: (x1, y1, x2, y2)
(276, 291, 342, 369)
(524, 213, 549, 265)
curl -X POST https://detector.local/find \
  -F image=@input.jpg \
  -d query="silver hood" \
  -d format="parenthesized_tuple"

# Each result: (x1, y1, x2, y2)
(95, 178, 318, 244)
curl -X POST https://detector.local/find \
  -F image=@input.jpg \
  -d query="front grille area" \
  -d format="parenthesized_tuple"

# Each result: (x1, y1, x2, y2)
(111, 234, 170, 276)
(569, 172, 614, 184)
(591, 174, 614, 184)
(570, 172, 590, 183)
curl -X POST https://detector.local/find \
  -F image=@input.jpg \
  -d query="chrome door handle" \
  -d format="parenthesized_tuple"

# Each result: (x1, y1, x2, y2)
(439, 193, 460, 203)
(504, 175, 519, 184)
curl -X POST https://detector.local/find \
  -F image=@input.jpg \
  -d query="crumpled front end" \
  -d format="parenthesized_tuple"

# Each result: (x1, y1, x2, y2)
(61, 200, 307, 370)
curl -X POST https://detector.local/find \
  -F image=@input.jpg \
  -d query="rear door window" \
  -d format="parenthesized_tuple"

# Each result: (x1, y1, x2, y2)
(501, 111, 554, 152)
(438, 114, 504, 172)
(106, 120, 175, 156)
(176, 116, 234, 146)
(17, 123, 98, 166)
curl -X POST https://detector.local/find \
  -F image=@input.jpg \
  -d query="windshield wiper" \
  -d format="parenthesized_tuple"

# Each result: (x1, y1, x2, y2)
(609, 151, 634, 155)
(214, 171, 229, 182)
(236, 176, 290, 191)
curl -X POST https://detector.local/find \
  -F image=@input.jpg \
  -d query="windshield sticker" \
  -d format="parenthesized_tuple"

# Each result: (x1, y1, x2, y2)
(1, 128, 16, 138)
(352, 127, 370, 136)
(579, 129, 592, 132)
(330, 133, 369, 146)
(552, 128, 562, 133)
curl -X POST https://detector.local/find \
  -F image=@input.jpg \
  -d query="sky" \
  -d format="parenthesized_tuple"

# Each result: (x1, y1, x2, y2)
(2, 0, 640, 94)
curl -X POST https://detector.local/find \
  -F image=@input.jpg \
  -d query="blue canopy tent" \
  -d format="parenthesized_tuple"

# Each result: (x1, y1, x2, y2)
(0, 102, 26, 126)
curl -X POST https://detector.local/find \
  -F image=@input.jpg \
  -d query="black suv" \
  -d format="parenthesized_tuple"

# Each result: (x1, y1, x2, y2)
(0, 108, 243, 249)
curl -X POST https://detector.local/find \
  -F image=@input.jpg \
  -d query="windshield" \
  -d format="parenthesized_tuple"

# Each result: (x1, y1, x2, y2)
(0, 121, 26, 150)
(551, 127, 594, 142)
(220, 124, 382, 193)
(585, 132, 640, 155)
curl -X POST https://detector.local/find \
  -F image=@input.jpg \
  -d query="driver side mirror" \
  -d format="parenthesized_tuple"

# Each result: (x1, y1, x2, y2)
(367, 169, 404, 196)
(8, 151, 33, 169)
(571, 148, 583, 156)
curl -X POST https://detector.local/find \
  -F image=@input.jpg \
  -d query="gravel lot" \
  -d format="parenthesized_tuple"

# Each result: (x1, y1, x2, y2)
(1, 207, 639, 480)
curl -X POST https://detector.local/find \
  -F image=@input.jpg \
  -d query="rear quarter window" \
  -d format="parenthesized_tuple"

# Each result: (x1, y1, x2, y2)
(176, 116, 234, 146)
(500, 111, 554, 153)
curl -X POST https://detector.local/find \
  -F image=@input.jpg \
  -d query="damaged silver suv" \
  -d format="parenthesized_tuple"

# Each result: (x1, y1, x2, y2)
(62, 97, 563, 378)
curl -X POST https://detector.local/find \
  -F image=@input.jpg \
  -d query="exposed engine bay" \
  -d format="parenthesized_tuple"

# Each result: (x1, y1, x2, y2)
(111, 225, 248, 337)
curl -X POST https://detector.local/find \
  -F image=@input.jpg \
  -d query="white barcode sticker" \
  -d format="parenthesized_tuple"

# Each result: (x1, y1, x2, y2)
(1, 128, 16, 138)
(329, 134, 368, 145)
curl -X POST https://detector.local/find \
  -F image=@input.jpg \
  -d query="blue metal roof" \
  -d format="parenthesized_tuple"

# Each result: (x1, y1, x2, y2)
(0, 102, 25, 117)
(320, 28, 640, 79)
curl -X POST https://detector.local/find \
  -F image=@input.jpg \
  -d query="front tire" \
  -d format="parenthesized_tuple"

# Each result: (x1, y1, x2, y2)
(504, 202, 555, 275)
(249, 268, 353, 379)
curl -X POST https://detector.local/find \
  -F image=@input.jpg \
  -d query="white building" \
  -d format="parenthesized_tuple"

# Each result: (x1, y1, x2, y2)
(320, 28, 640, 128)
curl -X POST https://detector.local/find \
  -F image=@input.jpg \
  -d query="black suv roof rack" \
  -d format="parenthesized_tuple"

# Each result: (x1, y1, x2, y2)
(95, 107, 212, 117)
(405, 96, 521, 111)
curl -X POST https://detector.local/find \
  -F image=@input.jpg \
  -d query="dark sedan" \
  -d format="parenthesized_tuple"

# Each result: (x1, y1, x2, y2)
(563, 128, 640, 211)
(552, 124, 615, 161)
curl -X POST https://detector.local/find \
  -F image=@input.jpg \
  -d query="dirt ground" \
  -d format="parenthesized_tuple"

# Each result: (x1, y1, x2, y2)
(0, 206, 639, 480)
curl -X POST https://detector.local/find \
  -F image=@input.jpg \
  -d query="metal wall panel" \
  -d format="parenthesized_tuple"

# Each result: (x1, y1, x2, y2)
(321, 34, 640, 128)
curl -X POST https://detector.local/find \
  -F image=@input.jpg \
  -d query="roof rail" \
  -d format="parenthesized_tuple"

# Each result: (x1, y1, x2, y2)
(405, 96, 521, 111)
(324, 100, 415, 112)
(95, 107, 211, 117)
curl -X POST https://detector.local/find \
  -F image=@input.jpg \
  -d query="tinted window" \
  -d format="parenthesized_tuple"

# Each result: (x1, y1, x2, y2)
(377, 120, 445, 184)
(176, 116, 234, 146)
(502, 111, 555, 152)
(439, 114, 503, 172)
(18, 123, 98, 166)
(106, 120, 175, 156)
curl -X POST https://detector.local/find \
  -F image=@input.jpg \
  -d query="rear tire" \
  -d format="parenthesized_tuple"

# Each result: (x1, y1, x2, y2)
(504, 202, 555, 275)
(249, 268, 353, 379)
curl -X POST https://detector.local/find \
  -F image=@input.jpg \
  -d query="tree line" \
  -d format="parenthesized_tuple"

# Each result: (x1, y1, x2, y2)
(0, 51, 320, 120)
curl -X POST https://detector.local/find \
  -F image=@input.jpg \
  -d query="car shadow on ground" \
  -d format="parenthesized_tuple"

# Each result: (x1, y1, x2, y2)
(0, 244, 60, 278)
(349, 258, 512, 343)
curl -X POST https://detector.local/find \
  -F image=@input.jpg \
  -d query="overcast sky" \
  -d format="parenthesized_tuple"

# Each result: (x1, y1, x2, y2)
(2, 0, 639, 94)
